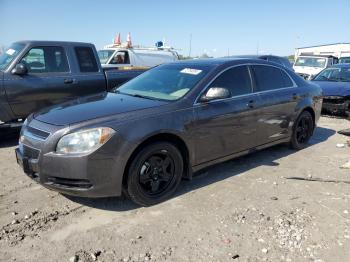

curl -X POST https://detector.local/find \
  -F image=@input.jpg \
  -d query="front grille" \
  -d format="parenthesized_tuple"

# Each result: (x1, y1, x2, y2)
(21, 144, 40, 159)
(26, 126, 50, 140)
(47, 177, 92, 189)
(298, 73, 310, 80)
(323, 97, 346, 104)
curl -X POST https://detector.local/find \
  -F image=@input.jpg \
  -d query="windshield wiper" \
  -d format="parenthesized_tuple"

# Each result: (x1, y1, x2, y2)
(113, 90, 159, 100)
(128, 93, 160, 100)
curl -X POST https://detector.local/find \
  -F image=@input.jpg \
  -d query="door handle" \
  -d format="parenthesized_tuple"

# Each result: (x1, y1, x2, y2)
(247, 100, 255, 109)
(64, 79, 74, 84)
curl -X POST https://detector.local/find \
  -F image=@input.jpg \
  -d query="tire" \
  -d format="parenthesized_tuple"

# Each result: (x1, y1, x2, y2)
(126, 142, 183, 206)
(290, 111, 314, 150)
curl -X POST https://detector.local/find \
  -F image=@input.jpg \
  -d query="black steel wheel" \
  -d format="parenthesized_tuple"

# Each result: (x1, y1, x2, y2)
(290, 111, 314, 150)
(127, 142, 183, 206)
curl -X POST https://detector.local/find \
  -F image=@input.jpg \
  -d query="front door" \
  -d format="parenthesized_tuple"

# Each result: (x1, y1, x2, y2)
(5, 46, 77, 118)
(192, 65, 260, 165)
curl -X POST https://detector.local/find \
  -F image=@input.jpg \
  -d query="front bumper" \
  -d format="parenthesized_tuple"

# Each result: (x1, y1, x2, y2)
(15, 119, 125, 198)
(297, 73, 311, 80)
(322, 96, 349, 115)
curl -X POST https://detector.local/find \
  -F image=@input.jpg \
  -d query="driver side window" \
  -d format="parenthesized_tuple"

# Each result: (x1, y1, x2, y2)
(21, 46, 69, 73)
(209, 66, 252, 97)
(21, 48, 46, 73)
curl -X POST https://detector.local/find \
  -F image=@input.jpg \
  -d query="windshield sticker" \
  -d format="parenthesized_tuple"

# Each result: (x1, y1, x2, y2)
(180, 68, 202, 75)
(6, 49, 16, 56)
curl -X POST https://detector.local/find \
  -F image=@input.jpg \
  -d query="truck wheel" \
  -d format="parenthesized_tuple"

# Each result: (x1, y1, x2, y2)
(126, 142, 183, 206)
(290, 111, 314, 150)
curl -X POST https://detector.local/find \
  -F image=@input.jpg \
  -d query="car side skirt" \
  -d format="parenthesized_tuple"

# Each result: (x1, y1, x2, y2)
(192, 137, 291, 173)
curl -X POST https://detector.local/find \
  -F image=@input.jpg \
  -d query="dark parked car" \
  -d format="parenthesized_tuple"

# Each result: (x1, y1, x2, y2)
(230, 55, 293, 70)
(0, 41, 145, 128)
(16, 58, 322, 206)
(311, 64, 350, 116)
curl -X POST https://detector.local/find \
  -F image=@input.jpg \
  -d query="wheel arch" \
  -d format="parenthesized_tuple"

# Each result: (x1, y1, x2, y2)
(122, 132, 192, 187)
(301, 106, 316, 127)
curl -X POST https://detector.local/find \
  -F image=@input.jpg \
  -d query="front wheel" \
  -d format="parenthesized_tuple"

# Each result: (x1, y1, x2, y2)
(290, 111, 314, 150)
(126, 142, 183, 206)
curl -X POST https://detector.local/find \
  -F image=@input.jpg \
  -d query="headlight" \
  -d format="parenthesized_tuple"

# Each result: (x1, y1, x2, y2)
(56, 127, 115, 154)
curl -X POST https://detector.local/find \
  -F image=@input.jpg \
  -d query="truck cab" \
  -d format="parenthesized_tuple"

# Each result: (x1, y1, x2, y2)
(0, 41, 145, 127)
(293, 55, 338, 80)
(98, 47, 178, 69)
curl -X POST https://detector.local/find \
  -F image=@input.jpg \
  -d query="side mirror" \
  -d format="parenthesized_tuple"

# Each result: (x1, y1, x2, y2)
(200, 87, 231, 102)
(11, 63, 28, 75)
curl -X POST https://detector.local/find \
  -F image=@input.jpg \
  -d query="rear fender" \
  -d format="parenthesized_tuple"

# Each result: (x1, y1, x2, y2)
(293, 97, 319, 129)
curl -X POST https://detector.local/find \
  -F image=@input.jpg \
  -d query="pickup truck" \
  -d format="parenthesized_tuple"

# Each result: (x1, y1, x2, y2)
(0, 41, 146, 128)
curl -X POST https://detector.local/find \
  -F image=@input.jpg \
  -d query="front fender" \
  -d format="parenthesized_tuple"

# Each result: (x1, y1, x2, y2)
(0, 72, 15, 123)
(0, 102, 14, 123)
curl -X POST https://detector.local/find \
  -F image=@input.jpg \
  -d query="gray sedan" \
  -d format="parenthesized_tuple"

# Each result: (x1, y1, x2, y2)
(16, 58, 322, 206)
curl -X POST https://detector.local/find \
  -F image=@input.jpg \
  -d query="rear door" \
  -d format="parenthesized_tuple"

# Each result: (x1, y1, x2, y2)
(72, 46, 106, 95)
(5, 45, 78, 118)
(250, 64, 299, 144)
(193, 65, 261, 164)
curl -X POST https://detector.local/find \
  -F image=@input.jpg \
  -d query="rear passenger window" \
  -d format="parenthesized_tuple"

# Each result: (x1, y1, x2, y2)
(252, 65, 293, 92)
(209, 66, 252, 97)
(75, 47, 98, 72)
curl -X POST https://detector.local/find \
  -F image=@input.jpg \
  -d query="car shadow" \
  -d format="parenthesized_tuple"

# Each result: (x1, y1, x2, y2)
(0, 128, 20, 148)
(59, 126, 335, 211)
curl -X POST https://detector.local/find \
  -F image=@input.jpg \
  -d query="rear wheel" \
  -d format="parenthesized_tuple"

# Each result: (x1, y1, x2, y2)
(290, 111, 314, 150)
(126, 142, 183, 206)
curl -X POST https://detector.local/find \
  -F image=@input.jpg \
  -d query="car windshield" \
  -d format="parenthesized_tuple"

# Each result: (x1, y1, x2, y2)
(97, 50, 115, 64)
(114, 64, 212, 101)
(339, 57, 350, 64)
(294, 57, 326, 68)
(313, 67, 350, 82)
(0, 43, 25, 70)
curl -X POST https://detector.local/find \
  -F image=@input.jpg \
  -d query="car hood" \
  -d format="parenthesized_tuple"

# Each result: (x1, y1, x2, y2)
(312, 81, 350, 97)
(34, 92, 169, 126)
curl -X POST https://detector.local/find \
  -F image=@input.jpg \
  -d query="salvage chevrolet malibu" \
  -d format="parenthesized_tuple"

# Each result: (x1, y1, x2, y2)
(15, 58, 322, 206)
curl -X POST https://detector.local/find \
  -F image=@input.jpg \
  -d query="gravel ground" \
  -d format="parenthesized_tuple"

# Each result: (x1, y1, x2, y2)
(0, 117, 349, 262)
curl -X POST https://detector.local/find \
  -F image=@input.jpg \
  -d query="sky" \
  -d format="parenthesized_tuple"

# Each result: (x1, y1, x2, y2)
(1, 0, 350, 57)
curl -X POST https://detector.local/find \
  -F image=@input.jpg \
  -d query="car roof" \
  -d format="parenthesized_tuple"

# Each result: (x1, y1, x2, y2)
(228, 54, 287, 59)
(14, 40, 94, 47)
(169, 57, 280, 68)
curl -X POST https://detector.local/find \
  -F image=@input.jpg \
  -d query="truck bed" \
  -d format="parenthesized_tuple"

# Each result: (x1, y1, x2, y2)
(104, 68, 146, 90)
